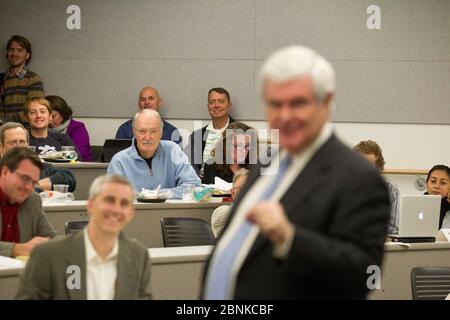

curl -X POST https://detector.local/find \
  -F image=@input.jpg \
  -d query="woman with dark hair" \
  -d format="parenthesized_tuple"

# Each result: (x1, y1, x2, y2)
(425, 165, 450, 229)
(46, 95, 93, 161)
(203, 121, 258, 184)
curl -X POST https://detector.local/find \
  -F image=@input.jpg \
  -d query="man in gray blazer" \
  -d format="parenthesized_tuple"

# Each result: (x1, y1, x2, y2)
(16, 174, 152, 300)
(0, 147, 57, 257)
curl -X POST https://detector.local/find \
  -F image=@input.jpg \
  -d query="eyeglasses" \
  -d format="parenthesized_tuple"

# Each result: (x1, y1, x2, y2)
(232, 143, 250, 151)
(14, 171, 38, 187)
(5, 139, 27, 147)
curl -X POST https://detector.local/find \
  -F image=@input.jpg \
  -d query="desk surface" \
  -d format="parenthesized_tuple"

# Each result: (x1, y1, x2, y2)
(148, 246, 213, 264)
(43, 200, 225, 211)
(49, 162, 109, 169)
(384, 241, 450, 251)
(0, 246, 214, 273)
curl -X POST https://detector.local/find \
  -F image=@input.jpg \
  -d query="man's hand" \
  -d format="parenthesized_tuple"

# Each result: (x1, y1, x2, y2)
(37, 178, 52, 191)
(12, 236, 50, 257)
(246, 201, 294, 247)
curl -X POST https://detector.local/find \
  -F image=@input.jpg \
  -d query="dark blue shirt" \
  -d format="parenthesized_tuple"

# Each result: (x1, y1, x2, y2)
(115, 119, 182, 146)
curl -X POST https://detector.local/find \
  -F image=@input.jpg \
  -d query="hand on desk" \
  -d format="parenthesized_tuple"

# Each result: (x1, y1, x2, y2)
(37, 178, 52, 191)
(12, 236, 50, 257)
(246, 201, 294, 247)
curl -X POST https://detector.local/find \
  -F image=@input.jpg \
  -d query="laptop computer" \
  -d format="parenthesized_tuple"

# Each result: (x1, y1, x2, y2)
(99, 139, 132, 162)
(389, 194, 441, 243)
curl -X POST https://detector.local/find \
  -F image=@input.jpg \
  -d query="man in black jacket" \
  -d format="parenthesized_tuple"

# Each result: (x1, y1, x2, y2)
(184, 87, 235, 177)
(203, 46, 390, 299)
(0, 122, 76, 192)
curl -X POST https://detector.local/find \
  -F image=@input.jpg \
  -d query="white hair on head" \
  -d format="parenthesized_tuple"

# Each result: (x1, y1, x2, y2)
(132, 108, 164, 132)
(259, 45, 336, 102)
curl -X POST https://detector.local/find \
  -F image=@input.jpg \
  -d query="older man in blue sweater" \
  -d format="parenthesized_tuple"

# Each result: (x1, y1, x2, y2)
(107, 109, 200, 198)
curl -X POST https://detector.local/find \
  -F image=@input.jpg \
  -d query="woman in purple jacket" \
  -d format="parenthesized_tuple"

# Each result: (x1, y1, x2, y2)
(46, 95, 93, 161)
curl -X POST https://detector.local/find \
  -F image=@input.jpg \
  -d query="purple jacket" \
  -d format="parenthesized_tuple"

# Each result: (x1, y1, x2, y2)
(68, 119, 93, 161)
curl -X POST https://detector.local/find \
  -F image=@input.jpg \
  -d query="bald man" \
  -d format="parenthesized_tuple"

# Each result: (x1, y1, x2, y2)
(115, 87, 182, 145)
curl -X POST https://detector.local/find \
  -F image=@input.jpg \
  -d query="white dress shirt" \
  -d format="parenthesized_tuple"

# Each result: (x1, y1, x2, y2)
(208, 123, 333, 298)
(84, 229, 119, 300)
(201, 118, 230, 171)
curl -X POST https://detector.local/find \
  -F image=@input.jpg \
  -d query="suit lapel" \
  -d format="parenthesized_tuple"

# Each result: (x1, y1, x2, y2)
(115, 235, 137, 299)
(17, 205, 32, 242)
(65, 231, 87, 300)
(244, 136, 335, 263)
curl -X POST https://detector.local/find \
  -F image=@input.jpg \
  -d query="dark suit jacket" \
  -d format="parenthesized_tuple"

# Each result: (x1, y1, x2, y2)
(15, 231, 152, 300)
(185, 115, 235, 174)
(202, 134, 390, 299)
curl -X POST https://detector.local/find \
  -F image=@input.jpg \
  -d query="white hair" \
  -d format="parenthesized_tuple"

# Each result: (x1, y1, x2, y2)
(132, 109, 164, 132)
(259, 45, 336, 102)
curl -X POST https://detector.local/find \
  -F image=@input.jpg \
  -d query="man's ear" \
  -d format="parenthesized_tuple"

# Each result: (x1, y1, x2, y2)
(323, 92, 334, 109)
(86, 199, 94, 216)
(0, 165, 9, 177)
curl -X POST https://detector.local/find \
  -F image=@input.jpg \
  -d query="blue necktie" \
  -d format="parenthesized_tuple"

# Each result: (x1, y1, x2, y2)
(204, 155, 292, 299)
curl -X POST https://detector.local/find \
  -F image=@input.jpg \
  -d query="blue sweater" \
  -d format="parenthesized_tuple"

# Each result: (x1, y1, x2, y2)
(107, 139, 200, 198)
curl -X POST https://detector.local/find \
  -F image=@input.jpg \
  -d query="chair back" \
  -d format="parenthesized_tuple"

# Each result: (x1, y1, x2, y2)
(65, 220, 89, 234)
(161, 217, 215, 247)
(411, 267, 450, 300)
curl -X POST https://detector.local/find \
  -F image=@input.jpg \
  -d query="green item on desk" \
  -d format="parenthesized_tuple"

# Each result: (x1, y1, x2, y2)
(193, 187, 213, 202)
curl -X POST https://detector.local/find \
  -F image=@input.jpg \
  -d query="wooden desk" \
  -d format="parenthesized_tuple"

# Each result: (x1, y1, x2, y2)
(0, 246, 212, 300)
(44, 200, 225, 248)
(50, 162, 108, 200)
(369, 242, 450, 300)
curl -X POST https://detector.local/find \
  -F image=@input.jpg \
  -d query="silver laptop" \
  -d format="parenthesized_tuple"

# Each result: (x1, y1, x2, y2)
(389, 194, 441, 239)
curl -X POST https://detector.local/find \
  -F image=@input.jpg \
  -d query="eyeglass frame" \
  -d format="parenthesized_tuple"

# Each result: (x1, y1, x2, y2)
(13, 171, 39, 187)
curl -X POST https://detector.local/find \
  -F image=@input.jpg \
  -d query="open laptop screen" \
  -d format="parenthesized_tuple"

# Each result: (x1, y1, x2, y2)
(100, 139, 132, 163)
(393, 194, 441, 239)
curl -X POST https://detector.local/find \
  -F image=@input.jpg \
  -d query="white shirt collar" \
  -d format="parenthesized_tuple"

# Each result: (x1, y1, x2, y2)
(206, 117, 230, 133)
(84, 229, 119, 263)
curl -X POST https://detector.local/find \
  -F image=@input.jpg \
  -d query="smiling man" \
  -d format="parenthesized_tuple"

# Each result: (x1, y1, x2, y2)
(203, 46, 390, 299)
(0, 35, 44, 124)
(115, 86, 182, 145)
(16, 174, 152, 300)
(0, 122, 76, 192)
(185, 87, 236, 176)
(0, 147, 58, 257)
(108, 109, 200, 198)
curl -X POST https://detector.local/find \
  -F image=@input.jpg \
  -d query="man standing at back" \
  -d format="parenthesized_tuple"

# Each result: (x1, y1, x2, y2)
(1, 35, 44, 124)
(203, 46, 390, 299)
(115, 86, 182, 145)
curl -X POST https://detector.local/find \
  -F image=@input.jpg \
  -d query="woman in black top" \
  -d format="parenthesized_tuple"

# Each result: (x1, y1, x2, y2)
(425, 164, 450, 229)
(203, 122, 258, 184)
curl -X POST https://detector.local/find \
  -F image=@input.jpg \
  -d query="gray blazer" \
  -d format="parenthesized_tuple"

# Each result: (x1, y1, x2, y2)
(15, 230, 152, 300)
(0, 192, 58, 257)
